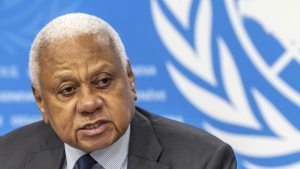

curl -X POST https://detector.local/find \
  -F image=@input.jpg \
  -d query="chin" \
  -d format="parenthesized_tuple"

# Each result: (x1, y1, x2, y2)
(82, 138, 118, 152)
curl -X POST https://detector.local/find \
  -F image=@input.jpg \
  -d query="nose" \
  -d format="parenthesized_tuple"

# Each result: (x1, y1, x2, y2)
(76, 88, 102, 114)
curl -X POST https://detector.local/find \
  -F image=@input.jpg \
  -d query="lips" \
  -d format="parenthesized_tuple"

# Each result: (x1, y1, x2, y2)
(81, 121, 107, 130)
(86, 122, 99, 129)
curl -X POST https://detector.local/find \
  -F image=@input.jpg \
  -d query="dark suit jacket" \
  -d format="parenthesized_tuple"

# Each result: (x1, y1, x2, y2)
(0, 107, 236, 169)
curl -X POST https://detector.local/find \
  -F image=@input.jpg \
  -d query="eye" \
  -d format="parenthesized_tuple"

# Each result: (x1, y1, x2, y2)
(94, 78, 111, 88)
(59, 87, 76, 96)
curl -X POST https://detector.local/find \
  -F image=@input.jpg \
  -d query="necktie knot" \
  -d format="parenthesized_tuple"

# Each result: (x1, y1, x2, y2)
(76, 154, 97, 169)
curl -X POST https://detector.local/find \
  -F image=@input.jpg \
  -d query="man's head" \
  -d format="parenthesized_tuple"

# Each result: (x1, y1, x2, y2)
(29, 13, 137, 152)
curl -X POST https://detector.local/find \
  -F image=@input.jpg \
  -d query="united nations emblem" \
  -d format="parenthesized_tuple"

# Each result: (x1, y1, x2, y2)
(151, 0, 300, 168)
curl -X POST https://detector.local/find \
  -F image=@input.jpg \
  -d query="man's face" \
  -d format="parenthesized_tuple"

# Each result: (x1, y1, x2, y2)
(32, 34, 137, 152)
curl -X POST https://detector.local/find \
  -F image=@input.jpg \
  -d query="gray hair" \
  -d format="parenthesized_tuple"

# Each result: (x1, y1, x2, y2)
(29, 13, 127, 90)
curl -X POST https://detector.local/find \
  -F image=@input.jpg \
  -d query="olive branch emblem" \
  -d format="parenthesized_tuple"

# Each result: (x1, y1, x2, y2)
(151, 0, 300, 168)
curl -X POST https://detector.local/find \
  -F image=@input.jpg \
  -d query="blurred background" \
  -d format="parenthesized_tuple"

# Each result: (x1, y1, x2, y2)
(1, 0, 300, 168)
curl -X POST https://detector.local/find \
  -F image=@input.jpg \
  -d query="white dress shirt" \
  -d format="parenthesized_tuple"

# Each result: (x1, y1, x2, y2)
(63, 125, 130, 169)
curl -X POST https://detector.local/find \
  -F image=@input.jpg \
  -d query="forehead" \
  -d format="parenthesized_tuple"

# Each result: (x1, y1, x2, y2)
(40, 34, 112, 59)
(37, 34, 123, 81)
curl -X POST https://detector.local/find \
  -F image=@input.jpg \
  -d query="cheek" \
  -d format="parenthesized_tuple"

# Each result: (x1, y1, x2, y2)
(43, 98, 77, 135)
(47, 109, 73, 133)
(111, 111, 132, 135)
(109, 92, 135, 131)
(47, 108, 78, 145)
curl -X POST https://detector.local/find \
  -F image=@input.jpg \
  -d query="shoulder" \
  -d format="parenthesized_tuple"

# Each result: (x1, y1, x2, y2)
(136, 107, 225, 147)
(0, 121, 56, 146)
(0, 121, 63, 166)
(136, 107, 236, 168)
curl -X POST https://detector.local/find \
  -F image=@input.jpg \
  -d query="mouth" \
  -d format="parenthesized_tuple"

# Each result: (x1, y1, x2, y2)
(84, 121, 103, 130)
(80, 120, 109, 133)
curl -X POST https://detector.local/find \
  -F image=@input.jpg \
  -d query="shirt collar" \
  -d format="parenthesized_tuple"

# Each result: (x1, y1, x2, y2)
(64, 124, 130, 169)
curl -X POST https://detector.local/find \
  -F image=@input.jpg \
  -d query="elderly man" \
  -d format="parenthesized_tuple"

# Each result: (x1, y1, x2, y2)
(0, 13, 236, 169)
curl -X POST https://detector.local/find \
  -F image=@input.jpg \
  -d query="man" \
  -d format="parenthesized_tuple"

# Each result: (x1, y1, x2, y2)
(0, 13, 236, 169)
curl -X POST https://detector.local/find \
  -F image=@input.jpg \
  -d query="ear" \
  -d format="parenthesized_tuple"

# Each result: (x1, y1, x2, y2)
(126, 59, 137, 101)
(31, 85, 50, 124)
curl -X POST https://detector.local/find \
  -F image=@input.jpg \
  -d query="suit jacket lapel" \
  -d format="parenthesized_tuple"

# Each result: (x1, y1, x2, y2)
(128, 109, 170, 169)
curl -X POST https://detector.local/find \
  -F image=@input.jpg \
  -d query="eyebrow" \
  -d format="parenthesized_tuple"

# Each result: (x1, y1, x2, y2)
(53, 64, 114, 83)
(53, 75, 75, 83)
(90, 63, 115, 77)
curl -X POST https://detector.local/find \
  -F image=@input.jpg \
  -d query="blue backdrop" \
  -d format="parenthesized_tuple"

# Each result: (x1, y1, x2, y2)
(1, 1, 300, 168)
